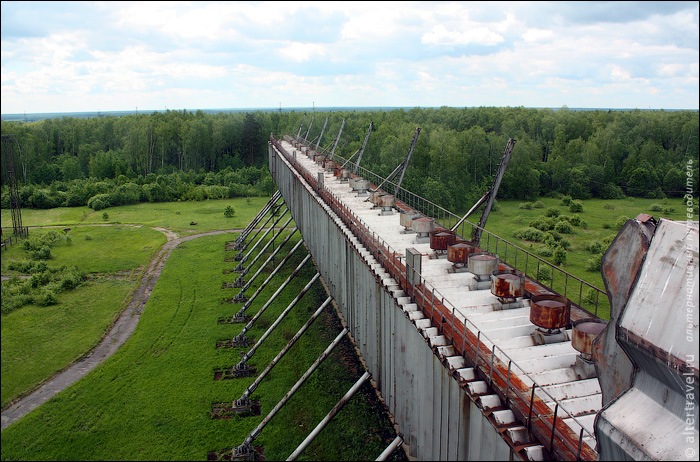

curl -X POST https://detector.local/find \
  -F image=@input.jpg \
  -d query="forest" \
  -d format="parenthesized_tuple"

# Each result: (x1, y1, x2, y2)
(1, 106, 698, 214)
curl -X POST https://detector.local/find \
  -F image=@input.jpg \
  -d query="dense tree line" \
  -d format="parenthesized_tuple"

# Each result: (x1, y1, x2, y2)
(1, 106, 697, 213)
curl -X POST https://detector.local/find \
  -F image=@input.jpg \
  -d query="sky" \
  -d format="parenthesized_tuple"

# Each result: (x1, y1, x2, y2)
(1, 1, 698, 114)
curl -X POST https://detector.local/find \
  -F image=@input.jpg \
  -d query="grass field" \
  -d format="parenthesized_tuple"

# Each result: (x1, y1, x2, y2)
(1, 196, 403, 461)
(483, 195, 694, 319)
(1, 197, 270, 237)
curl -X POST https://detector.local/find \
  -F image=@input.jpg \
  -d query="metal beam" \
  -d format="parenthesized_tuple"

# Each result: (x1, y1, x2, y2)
(235, 272, 321, 363)
(315, 117, 328, 152)
(472, 137, 515, 246)
(239, 296, 334, 402)
(235, 190, 282, 247)
(353, 122, 374, 174)
(287, 371, 371, 461)
(228, 239, 305, 322)
(376, 436, 404, 461)
(236, 328, 350, 450)
(235, 226, 298, 296)
(393, 127, 420, 196)
(329, 119, 345, 160)
(233, 253, 312, 338)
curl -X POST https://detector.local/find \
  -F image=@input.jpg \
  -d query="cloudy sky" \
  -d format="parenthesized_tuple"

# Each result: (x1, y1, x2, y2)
(1, 1, 698, 114)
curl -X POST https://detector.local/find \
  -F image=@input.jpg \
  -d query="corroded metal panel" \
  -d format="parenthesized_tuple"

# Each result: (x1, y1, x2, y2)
(596, 219, 699, 461)
(593, 218, 651, 407)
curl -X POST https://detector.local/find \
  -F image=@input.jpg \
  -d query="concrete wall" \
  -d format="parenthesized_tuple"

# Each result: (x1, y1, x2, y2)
(270, 143, 513, 461)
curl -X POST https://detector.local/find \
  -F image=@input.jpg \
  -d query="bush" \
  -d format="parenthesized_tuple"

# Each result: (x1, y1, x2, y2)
(569, 200, 584, 213)
(537, 267, 552, 283)
(586, 254, 603, 272)
(87, 193, 111, 211)
(560, 195, 572, 206)
(28, 245, 52, 260)
(650, 203, 663, 212)
(514, 228, 545, 242)
(554, 220, 573, 234)
(545, 207, 560, 218)
(35, 288, 58, 306)
(529, 217, 556, 232)
(586, 241, 604, 254)
(600, 183, 625, 199)
(553, 247, 567, 266)
(518, 202, 533, 210)
(532, 200, 545, 209)
(537, 247, 553, 257)
(224, 205, 236, 218)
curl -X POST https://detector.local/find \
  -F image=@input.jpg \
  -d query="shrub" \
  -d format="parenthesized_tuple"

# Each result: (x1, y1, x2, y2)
(583, 288, 601, 305)
(569, 200, 584, 213)
(586, 254, 603, 272)
(586, 241, 604, 254)
(224, 205, 236, 218)
(35, 288, 58, 306)
(600, 183, 625, 199)
(560, 195, 572, 206)
(28, 245, 52, 261)
(537, 267, 552, 283)
(518, 202, 533, 210)
(529, 217, 556, 231)
(553, 247, 567, 266)
(87, 193, 111, 211)
(102, 212, 109, 221)
(537, 247, 553, 257)
(532, 200, 545, 209)
(650, 203, 663, 212)
(554, 220, 573, 234)
(514, 228, 545, 242)
(545, 207, 560, 218)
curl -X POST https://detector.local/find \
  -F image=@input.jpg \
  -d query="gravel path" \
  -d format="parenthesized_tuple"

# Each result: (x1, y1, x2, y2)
(1, 228, 239, 430)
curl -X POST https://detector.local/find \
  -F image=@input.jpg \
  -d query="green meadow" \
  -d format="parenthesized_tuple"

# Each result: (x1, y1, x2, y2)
(483, 195, 693, 319)
(1, 197, 402, 461)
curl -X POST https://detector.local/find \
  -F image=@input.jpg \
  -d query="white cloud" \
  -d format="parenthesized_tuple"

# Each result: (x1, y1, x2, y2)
(421, 24, 504, 46)
(1, 1, 698, 113)
(277, 42, 328, 63)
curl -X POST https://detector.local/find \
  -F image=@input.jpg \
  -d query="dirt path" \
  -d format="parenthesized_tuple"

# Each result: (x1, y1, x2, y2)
(1, 227, 241, 430)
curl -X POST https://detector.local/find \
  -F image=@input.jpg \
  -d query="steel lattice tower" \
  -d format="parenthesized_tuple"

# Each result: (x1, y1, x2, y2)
(1, 134, 24, 237)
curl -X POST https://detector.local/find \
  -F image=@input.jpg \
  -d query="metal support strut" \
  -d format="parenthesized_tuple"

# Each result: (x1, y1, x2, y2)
(232, 328, 350, 458)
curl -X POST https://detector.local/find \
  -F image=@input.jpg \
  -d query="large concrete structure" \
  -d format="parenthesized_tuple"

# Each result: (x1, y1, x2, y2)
(268, 134, 699, 461)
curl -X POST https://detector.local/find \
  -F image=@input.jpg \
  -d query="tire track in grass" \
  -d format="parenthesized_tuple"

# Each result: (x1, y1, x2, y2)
(1, 228, 240, 430)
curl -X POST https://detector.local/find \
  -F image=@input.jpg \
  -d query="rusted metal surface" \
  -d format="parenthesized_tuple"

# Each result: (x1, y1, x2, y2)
(592, 218, 652, 407)
(571, 319, 607, 360)
(380, 194, 395, 208)
(447, 242, 473, 265)
(399, 210, 419, 229)
(529, 294, 571, 331)
(430, 230, 456, 251)
(491, 270, 524, 300)
(596, 218, 699, 461)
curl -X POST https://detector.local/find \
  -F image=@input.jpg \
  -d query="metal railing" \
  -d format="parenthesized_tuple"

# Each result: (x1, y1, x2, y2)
(272, 138, 601, 460)
(325, 151, 607, 319)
